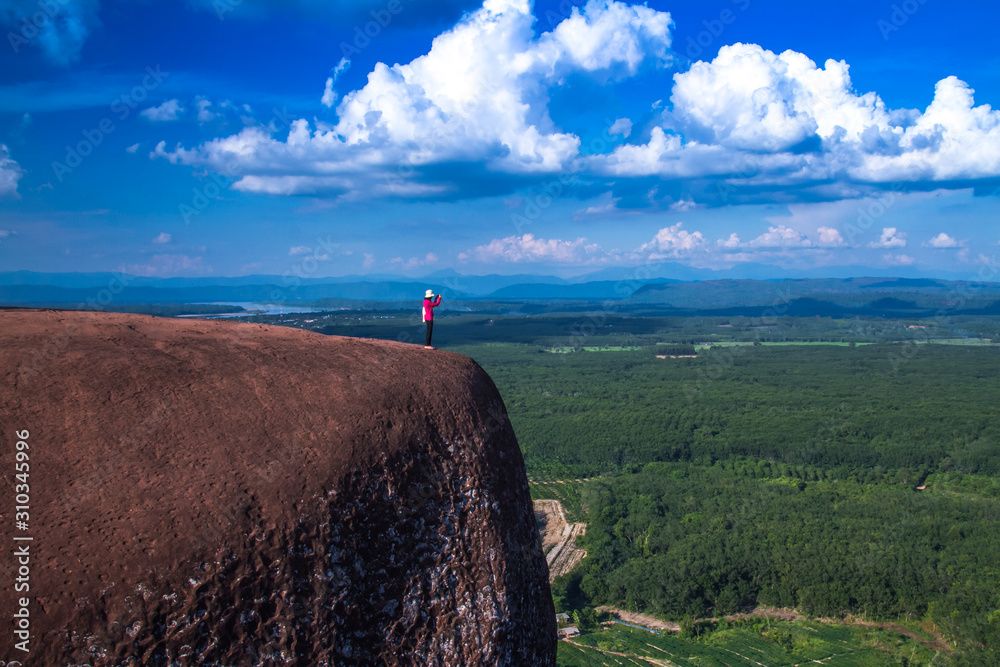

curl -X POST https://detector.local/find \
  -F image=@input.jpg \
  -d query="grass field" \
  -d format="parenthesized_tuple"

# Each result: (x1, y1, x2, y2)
(556, 621, 940, 667)
(694, 341, 875, 350)
(547, 346, 645, 353)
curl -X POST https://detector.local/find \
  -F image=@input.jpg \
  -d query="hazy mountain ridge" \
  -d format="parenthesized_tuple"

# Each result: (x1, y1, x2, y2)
(1, 271, 997, 308)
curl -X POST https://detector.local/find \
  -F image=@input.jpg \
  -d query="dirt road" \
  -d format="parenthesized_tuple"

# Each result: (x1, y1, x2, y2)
(534, 499, 587, 581)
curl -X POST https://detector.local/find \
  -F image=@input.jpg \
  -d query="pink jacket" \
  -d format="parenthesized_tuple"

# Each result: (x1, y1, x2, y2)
(423, 295, 442, 322)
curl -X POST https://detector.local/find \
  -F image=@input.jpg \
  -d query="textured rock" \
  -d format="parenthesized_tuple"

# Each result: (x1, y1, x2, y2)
(0, 309, 556, 666)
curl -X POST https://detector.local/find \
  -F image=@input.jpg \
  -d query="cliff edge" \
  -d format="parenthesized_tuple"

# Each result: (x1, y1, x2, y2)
(0, 310, 556, 666)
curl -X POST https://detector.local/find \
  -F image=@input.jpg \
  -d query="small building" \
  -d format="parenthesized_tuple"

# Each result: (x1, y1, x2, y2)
(557, 626, 580, 639)
(555, 613, 570, 623)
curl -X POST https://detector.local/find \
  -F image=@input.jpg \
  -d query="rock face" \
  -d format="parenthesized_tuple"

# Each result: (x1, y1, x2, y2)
(0, 310, 556, 666)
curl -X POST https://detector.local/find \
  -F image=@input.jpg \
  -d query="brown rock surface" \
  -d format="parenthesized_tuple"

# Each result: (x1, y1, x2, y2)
(0, 309, 556, 666)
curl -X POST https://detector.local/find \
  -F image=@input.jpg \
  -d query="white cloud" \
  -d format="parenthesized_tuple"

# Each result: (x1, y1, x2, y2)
(321, 57, 351, 108)
(636, 222, 705, 258)
(817, 226, 844, 246)
(125, 143, 140, 153)
(748, 225, 812, 248)
(670, 197, 697, 212)
(320, 78, 337, 108)
(288, 245, 332, 261)
(883, 253, 915, 266)
(362, 252, 376, 269)
(460, 233, 604, 264)
(152, 232, 172, 244)
(575, 191, 621, 217)
(195, 97, 216, 123)
(155, 0, 673, 196)
(924, 232, 961, 248)
(141, 99, 184, 122)
(717, 233, 741, 249)
(598, 43, 1000, 186)
(151, 3, 1000, 203)
(392, 257, 417, 270)
(869, 227, 907, 249)
(609, 117, 632, 138)
(0, 229, 15, 238)
(391, 252, 440, 270)
(120, 254, 211, 277)
(0, 144, 24, 198)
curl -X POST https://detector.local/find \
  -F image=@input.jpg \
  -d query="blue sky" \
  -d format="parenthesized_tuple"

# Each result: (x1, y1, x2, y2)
(1, 0, 999, 279)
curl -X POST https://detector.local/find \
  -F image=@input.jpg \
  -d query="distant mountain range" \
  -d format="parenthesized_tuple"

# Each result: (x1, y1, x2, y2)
(1, 270, 997, 309)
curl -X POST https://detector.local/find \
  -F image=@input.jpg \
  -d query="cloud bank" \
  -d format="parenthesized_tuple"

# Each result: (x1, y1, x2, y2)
(153, 0, 1000, 208)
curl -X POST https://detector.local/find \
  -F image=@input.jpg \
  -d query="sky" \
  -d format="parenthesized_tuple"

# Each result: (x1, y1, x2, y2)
(1, 0, 999, 279)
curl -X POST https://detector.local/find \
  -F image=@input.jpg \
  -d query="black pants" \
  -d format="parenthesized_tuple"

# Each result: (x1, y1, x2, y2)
(425, 320, 434, 346)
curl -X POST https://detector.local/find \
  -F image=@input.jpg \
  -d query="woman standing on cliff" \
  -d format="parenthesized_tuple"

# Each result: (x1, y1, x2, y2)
(423, 289, 442, 349)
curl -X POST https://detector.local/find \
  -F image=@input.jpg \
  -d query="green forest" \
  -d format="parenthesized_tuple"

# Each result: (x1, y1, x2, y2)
(453, 333, 1000, 664)
(459, 343, 1000, 479)
(291, 308, 1000, 663)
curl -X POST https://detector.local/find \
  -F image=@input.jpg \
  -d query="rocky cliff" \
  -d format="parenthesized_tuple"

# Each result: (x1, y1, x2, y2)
(0, 309, 556, 666)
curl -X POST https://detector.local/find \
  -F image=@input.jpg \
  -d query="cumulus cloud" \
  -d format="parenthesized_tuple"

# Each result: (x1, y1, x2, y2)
(670, 197, 697, 212)
(0, 144, 24, 198)
(883, 253, 915, 266)
(153, 2, 1000, 204)
(460, 233, 604, 264)
(869, 227, 907, 249)
(362, 252, 376, 269)
(195, 97, 216, 123)
(717, 233, 741, 249)
(155, 0, 673, 196)
(1, 0, 100, 66)
(141, 99, 184, 122)
(817, 226, 844, 246)
(391, 252, 440, 270)
(636, 222, 705, 258)
(596, 43, 1000, 186)
(125, 143, 140, 153)
(924, 232, 961, 248)
(747, 225, 812, 248)
(289, 245, 311, 255)
(609, 118, 632, 138)
(152, 232, 172, 244)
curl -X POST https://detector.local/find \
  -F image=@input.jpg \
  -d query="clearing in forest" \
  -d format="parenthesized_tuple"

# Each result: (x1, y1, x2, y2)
(533, 498, 587, 581)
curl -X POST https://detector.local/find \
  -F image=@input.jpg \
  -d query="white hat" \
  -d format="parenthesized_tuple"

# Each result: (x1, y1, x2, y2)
(425, 289, 434, 298)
